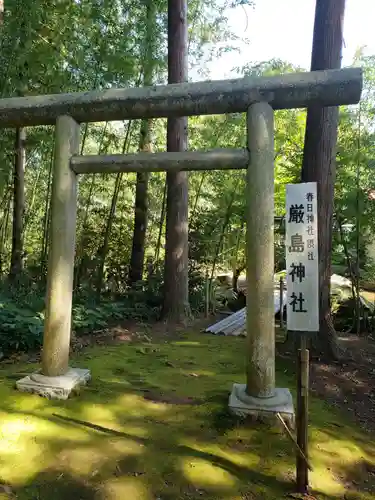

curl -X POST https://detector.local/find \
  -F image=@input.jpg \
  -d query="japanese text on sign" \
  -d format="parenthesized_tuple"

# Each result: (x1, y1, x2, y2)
(286, 182, 319, 332)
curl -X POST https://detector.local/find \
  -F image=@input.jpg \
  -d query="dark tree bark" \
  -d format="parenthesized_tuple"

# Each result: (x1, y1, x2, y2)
(9, 127, 26, 281)
(300, 0, 346, 359)
(0, 188, 11, 275)
(128, 119, 151, 285)
(40, 148, 54, 276)
(128, 0, 155, 286)
(162, 0, 190, 321)
(154, 180, 167, 265)
(3, 3, 26, 282)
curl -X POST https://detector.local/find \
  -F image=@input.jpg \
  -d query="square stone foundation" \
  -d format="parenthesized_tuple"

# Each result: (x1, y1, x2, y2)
(229, 383, 295, 428)
(16, 367, 91, 400)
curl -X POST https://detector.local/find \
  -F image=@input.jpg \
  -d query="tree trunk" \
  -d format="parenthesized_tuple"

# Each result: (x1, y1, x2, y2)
(40, 147, 54, 276)
(9, 127, 26, 282)
(129, 0, 156, 285)
(299, 0, 346, 360)
(154, 179, 167, 265)
(128, 118, 151, 285)
(163, 0, 190, 322)
(128, 0, 155, 285)
(232, 220, 245, 292)
(0, 188, 11, 275)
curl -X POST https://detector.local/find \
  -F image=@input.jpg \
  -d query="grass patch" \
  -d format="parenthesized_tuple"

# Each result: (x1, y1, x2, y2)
(0, 331, 373, 499)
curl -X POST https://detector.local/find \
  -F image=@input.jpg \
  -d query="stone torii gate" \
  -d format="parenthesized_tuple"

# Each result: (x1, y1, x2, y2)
(2, 68, 361, 413)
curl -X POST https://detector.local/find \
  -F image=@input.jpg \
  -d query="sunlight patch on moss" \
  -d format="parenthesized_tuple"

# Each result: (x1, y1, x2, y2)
(307, 426, 375, 497)
(0, 331, 373, 499)
(8, 393, 48, 413)
(80, 403, 119, 423)
(100, 477, 153, 500)
(60, 446, 112, 477)
(75, 394, 168, 430)
(0, 416, 43, 483)
(0, 416, 37, 447)
(108, 436, 146, 453)
(179, 438, 260, 470)
(310, 468, 346, 497)
(0, 411, 93, 485)
(313, 434, 368, 460)
(181, 456, 238, 489)
(114, 394, 169, 417)
(57, 441, 143, 478)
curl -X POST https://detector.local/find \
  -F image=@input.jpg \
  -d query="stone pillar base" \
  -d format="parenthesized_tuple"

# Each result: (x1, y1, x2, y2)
(229, 383, 295, 428)
(16, 367, 91, 400)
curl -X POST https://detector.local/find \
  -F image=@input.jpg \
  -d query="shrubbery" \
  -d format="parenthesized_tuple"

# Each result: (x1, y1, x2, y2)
(0, 266, 207, 356)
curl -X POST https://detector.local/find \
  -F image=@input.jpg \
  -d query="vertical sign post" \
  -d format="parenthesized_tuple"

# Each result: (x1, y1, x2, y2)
(286, 182, 319, 494)
(279, 277, 284, 329)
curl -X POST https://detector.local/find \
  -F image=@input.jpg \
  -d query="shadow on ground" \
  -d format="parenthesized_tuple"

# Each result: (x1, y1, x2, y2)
(0, 328, 374, 499)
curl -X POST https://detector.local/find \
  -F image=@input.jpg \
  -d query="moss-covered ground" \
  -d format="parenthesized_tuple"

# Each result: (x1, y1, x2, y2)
(0, 329, 374, 499)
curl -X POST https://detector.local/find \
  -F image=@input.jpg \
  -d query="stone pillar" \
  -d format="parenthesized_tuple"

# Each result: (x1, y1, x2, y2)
(16, 116, 90, 399)
(228, 102, 294, 423)
(42, 115, 79, 376)
(246, 102, 275, 398)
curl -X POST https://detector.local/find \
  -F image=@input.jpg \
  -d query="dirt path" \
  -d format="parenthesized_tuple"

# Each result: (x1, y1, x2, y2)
(309, 333, 375, 433)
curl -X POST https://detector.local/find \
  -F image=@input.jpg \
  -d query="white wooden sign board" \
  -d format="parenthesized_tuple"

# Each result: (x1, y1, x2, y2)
(286, 182, 319, 332)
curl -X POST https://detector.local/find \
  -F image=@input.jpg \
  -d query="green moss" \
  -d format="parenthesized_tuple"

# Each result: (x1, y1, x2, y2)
(0, 331, 373, 499)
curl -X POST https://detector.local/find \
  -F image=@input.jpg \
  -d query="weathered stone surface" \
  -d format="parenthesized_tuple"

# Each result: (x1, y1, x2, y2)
(229, 383, 295, 427)
(70, 149, 249, 174)
(42, 116, 79, 377)
(246, 102, 275, 398)
(0, 68, 362, 128)
(16, 368, 91, 400)
(226, 103, 295, 429)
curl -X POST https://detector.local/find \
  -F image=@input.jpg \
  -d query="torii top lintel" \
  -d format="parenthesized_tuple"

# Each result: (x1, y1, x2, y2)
(0, 67, 362, 128)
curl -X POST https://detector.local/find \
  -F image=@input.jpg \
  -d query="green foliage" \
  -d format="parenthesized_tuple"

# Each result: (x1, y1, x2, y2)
(0, 298, 44, 353)
(0, 279, 44, 353)
(0, 289, 146, 355)
(0, 266, 210, 355)
(1, 0, 375, 352)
